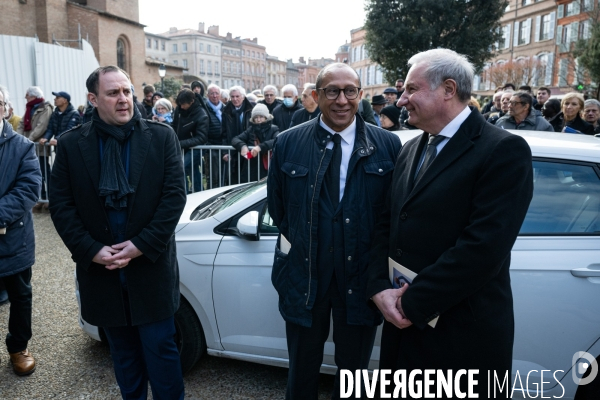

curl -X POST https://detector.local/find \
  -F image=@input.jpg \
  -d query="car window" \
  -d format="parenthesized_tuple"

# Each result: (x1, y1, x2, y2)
(190, 180, 266, 221)
(260, 205, 279, 235)
(520, 160, 600, 235)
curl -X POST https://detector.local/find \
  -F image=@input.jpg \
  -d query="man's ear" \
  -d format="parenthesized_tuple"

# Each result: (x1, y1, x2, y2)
(88, 92, 98, 108)
(443, 79, 458, 100)
(311, 89, 319, 103)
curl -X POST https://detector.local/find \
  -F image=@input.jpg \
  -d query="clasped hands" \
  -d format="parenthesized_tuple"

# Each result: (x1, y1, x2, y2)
(92, 240, 143, 270)
(240, 145, 261, 158)
(372, 284, 413, 329)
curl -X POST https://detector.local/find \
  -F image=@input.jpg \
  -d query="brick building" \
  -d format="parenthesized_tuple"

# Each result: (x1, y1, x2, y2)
(349, 27, 386, 100)
(0, 0, 149, 91)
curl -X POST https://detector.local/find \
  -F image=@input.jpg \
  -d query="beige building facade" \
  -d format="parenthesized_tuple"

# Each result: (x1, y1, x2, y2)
(349, 28, 386, 100)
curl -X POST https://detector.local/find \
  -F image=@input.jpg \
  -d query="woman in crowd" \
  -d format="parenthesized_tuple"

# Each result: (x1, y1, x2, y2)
(552, 93, 594, 135)
(152, 98, 173, 124)
(231, 104, 279, 183)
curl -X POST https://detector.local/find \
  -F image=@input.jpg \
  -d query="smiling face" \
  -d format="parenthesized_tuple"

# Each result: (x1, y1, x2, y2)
(312, 65, 362, 132)
(396, 64, 447, 133)
(88, 70, 133, 126)
(536, 89, 550, 105)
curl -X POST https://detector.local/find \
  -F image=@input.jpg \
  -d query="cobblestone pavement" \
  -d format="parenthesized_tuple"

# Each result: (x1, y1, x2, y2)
(0, 213, 335, 399)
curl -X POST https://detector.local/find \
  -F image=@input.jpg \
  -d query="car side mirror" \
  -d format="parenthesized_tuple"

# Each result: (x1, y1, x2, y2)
(236, 211, 260, 241)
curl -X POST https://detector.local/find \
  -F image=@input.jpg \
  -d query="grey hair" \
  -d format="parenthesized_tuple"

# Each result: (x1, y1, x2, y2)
(281, 84, 298, 97)
(154, 98, 173, 113)
(220, 89, 230, 100)
(407, 48, 474, 102)
(263, 85, 278, 96)
(26, 86, 44, 98)
(229, 85, 246, 97)
(246, 93, 258, 102)
(584, 99, 600, 109)
(0, 85, 9, 103)
(207, 83, 221, 92)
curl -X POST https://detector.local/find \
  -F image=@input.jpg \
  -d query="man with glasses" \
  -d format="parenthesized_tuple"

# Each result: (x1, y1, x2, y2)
(268, 63, 401, 399)
(488, 90, 513, 125)
(395, 79, 405, 97)
(582, 99, 600, 135)
(258, 85, 282, 114)
(495, 92, 553, 132)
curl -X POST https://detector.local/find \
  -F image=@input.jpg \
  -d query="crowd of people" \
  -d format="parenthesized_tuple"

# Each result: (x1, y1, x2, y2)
(0, 55, 598, 400)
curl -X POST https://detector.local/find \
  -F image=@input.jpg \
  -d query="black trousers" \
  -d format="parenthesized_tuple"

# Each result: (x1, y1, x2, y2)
(1, 267, 33, 353)
(285, 276, 377, 400)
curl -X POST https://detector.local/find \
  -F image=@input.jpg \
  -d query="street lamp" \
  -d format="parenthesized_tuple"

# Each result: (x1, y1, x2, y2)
(158, 63, 166, 93)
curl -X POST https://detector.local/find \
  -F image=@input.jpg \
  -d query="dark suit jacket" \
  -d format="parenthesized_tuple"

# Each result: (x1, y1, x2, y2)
(367, 109, 533, 378)
(49, 119, 187, 327)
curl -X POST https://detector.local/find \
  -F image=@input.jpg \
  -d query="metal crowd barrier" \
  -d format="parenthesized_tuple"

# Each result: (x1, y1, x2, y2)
(34, 143, 272, 202)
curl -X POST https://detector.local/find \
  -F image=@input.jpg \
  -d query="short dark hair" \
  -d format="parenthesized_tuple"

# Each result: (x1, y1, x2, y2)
(86, 66, 130, 95)
(518, 85, 532, 93)
(176, 88, 195, 105)
(143, 85, 155, 95)
(537, 87, 551, 95)
(513, 91, 533, 114)
(396, 79, 404, 84)
(315, 63, 360, 91)
(543, 98, 561, 116)
(503, 83, 516, 90)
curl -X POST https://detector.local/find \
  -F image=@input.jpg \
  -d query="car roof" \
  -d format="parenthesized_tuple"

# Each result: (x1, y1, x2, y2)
(395, 129, 600, 164)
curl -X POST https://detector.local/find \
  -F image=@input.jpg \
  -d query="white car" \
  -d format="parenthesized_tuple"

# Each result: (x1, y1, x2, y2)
(77, 130, 600, 399)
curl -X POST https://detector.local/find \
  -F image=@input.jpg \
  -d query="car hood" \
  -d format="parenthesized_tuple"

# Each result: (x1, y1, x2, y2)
(176, 185, 244, 233)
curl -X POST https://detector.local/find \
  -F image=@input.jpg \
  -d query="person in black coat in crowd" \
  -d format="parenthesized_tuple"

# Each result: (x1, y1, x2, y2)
(142, 85, 155, 119)
(172, 89, 209, 193)
(554, 92, 595, 135)
(379, 105, 402, 131)
(542, 98, 562, 132)
(221, 86, 254, 185)
(273, 84, 303, 131)
(231, 104, 279, 183)
(258, 85, 283, 114)
(290, 84, 320, 128)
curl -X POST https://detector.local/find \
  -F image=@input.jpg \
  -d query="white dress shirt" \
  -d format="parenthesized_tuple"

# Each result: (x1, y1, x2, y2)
(319, 116, 356, 203)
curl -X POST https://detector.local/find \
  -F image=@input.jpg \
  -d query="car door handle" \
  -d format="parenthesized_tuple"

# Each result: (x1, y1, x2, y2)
(571, 265, 600, 278)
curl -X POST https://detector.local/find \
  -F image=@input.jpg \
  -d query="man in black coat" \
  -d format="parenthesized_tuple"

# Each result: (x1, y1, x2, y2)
(49, 66, 187, 399)
(172, 89, 209, 193)
(272, 84, 303, 131)
(258, 85, 282, 114)
(367, 49, 534, 398)
(221, 86, 253, 185)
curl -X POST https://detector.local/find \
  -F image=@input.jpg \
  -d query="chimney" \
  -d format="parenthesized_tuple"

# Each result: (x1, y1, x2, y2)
(299, 56, 305, 64)
(208, 25, 219, 36)
(198, 22, 205, 33)
(169, 27, 177, 33)
(226, 32, 232, 40)
(252, 37, 257, 43)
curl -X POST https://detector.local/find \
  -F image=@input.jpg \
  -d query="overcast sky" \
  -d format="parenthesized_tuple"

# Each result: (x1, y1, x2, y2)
(138, 0, 367, 61)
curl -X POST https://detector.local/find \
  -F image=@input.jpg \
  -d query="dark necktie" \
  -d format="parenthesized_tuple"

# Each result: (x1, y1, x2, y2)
(326, 134, 342, 209)
(414, 134, 445, 184)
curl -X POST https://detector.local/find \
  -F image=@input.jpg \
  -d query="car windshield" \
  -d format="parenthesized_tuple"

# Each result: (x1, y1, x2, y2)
(190, 180, 267, 221)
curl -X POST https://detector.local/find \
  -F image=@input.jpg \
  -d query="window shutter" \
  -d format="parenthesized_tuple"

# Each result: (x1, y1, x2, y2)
(556, 25, 563, 45)
(549, 12, 555, 41)
(571, 21, 579, 42)
(535, 16, 541, 42)
(558, 4, 564, 18)
(525, 18, 532, 44)
(505, 24, 511, 49)
(514, 22, 520, 46)
(584, 19, 591, 39)
(573, 1, 580, 15)
(545, 53, 554, 85)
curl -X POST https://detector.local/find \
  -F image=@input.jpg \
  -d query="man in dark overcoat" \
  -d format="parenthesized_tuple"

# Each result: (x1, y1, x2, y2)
(367, 49, 534, 398)
(49, 66, 187, 399)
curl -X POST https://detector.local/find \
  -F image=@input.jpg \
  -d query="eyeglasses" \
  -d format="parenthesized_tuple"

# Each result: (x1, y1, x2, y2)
(318, 86, 361, 100)
(395, 86, 403, 89)
(509, 101, 525, 106)
(264, 94, 275, 97)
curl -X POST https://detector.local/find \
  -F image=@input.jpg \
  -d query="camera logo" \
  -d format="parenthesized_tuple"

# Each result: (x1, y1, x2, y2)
(572, 351, 598, 386)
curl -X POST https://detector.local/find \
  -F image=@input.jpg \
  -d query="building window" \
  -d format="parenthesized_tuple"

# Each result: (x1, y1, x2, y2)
(199, 43, 204, 52)
(566, 1, 580, 17)
(172, 44, 178, 53)
(183, 59, 188, 68)
(154, 39, 159, 49)
(117, 38, 126, 70)
(182, 43, 187, 52)
(500, 24, 511, 49)
(540, 14, 552, 41)
(208, 60, 212, 74)
(521, 0, 533, 5)
(215, 47, 219, 55)
(146, 38, 151, 48)
(200, 60, 204, 73)
(161, 41, 165, 51)
(173, 60, 178, 66)
(215, 61, 219, 74)
(514, 19, 531, 46)
(207, 44, 212, 53)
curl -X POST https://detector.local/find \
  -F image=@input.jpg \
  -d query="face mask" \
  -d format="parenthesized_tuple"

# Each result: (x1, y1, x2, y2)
(283, 98, 294, 108)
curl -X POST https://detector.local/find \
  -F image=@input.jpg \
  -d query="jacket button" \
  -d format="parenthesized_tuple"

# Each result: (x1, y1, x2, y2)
(20, 222, 24, 226)
(396, 249, 402, 257)
(291, 170, 296, 175)
(347, 256, 352, 261)
(400, 212, 407, 220)
(348, 289, 353, 294)
(345, 218, 350, 224)
(378, 168, 383, 173)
